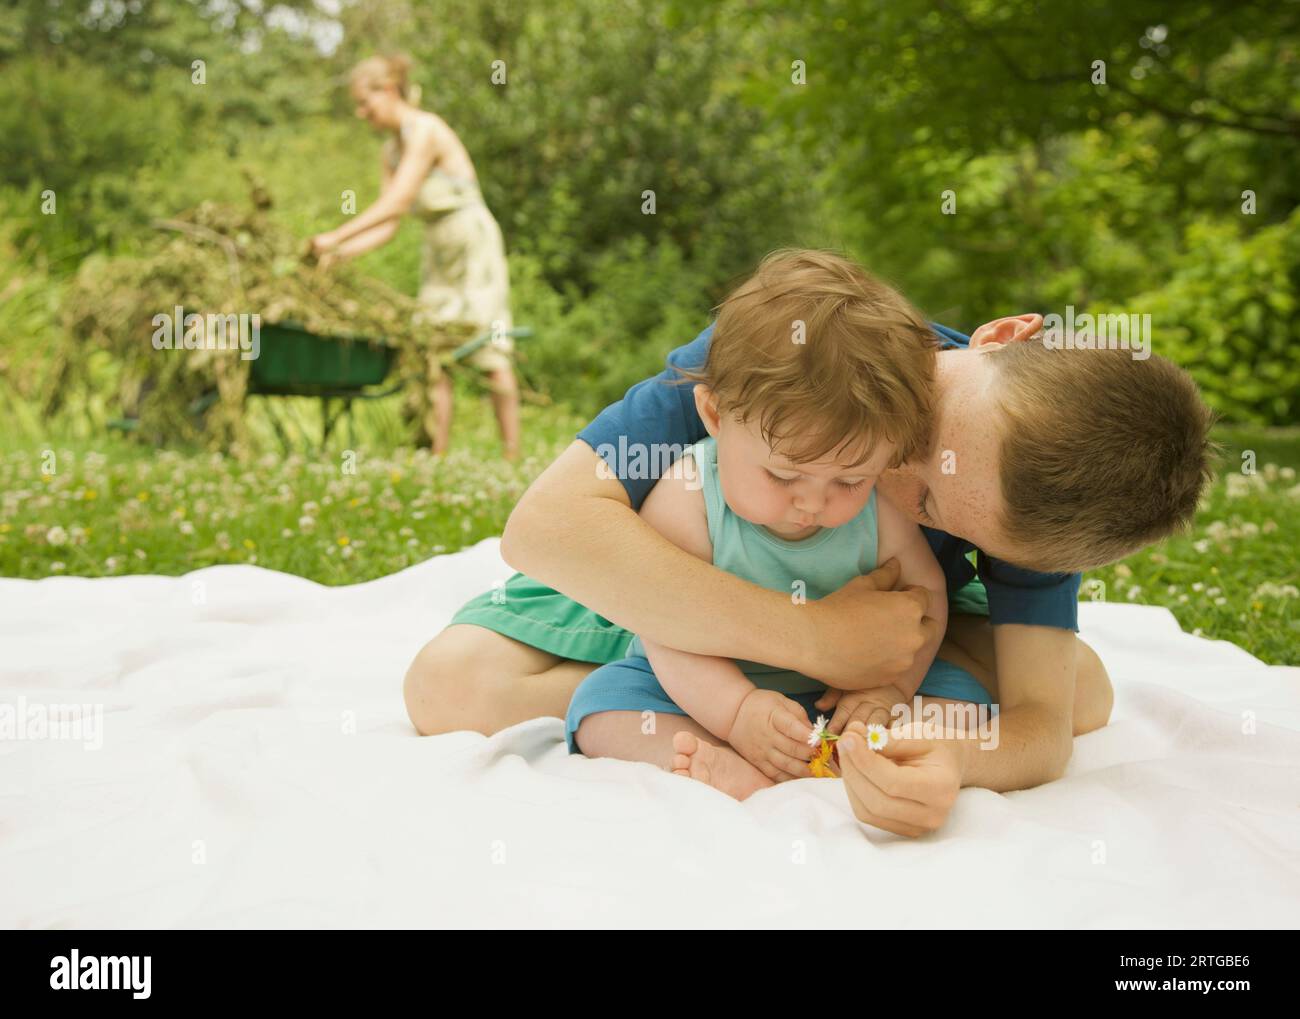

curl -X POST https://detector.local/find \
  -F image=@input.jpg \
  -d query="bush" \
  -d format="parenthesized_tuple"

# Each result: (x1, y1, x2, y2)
(1125, 209, 1300, 426)
(511, 236, 716, 417)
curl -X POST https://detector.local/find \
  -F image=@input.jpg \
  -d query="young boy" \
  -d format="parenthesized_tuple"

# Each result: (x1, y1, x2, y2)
(409, 252, 1213, 834)
(567, 250, 962, 799)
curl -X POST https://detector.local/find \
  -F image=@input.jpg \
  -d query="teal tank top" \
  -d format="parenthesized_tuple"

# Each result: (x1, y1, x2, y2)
(627, 435, 878, 695)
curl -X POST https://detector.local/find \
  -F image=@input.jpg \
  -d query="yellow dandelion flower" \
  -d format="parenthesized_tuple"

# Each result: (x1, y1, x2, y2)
(337, 536, 350, 546)
(807, 715, 839, 778)
(809, 738, 838, 778)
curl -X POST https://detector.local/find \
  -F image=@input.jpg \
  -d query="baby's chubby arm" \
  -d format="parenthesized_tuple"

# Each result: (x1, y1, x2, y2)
(818, 493, 948, 733)
(636, 457, 815, 778)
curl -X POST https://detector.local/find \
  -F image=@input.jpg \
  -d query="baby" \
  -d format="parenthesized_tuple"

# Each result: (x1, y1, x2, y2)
(565, 250, 948, 799)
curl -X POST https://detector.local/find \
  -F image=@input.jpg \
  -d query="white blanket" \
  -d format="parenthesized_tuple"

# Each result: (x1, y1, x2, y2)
(2, 538, 1298, 929)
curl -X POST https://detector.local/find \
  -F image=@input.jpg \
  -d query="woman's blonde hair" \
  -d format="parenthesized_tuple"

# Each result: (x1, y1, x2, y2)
(349, 54, 415, 100)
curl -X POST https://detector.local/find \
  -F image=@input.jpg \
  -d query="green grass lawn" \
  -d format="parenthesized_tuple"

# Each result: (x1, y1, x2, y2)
(2, 395, 1296, 664)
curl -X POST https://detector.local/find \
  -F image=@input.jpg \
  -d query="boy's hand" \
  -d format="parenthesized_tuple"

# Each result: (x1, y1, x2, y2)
(813, 684, 908, 736)
(808, 560, 936, 686)
(838, 720, 965, 837)
(727, 688, 816, 782)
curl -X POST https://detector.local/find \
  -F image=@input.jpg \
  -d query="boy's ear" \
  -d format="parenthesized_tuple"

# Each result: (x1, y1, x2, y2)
(969, 313, 1043, 349)
(694, 384, 722, 436)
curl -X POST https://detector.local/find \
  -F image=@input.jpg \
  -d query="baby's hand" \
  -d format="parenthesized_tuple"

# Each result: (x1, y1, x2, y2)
(727, 689, 816, 781)
(814, 684, 907, 736)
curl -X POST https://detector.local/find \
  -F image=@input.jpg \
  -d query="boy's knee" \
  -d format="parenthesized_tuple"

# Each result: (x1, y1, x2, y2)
(403, 636, 500, 737)
(1073, 639, 1113, 735)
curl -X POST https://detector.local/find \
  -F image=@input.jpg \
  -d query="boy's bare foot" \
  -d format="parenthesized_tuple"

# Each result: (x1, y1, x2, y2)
(670, 731, 774, 800)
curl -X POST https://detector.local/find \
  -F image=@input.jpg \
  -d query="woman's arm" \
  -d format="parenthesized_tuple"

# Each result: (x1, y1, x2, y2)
(313, 151, 401, 264)
(327, 220, 400, 262)
(323, 120, 440, 246)
(500, 439, 936, 688)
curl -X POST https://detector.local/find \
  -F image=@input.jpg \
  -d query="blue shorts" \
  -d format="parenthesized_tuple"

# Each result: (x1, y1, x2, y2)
(565, 655, 995, 754)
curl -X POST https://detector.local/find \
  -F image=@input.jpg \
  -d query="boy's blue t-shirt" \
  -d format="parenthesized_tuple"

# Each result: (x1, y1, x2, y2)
(576, 322, 1082, 632)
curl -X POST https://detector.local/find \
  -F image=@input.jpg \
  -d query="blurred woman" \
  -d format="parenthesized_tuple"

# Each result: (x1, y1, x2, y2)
(311, 54, 520, 459)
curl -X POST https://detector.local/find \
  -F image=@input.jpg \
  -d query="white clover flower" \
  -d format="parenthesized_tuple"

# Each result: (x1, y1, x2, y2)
(298, 515, 316, 531)
(179, 520, 195, 536)
(1252, 582, 1299, 600)
(46, 525, 68, 546)
(50, 561, 66, 573)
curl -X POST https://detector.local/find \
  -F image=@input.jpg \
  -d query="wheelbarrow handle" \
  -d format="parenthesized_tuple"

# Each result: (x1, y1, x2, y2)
(446, 326, 534, 364)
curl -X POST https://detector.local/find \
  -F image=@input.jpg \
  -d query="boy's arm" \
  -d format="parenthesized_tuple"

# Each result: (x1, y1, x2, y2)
(502, 440, 932, 687)
(836, 624, 1077, 836)
(956, 624, 1077, 788)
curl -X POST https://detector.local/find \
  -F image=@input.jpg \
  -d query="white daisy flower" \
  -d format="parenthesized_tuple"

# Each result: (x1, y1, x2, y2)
(865, 724, 889, 751)
(808, 714, 830, 747)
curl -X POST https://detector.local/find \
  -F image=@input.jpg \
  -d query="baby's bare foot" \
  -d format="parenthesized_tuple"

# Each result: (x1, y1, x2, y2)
(670, 731, 774, 800)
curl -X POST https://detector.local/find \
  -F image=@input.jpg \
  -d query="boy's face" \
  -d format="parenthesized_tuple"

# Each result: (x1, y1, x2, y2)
(876, 314, 1041, 563)
(695, 387, 892, 541)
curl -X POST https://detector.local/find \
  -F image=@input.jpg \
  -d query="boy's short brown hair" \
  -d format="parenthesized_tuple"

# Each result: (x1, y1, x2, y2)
(993, 341, 1216, 572)
(683, 249, 937, 468)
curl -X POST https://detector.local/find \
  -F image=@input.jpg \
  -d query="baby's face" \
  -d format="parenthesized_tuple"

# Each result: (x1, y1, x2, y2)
(712, 414, 894, 540)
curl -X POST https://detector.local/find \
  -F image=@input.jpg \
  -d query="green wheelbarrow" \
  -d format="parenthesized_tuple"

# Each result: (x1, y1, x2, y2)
(190, 320, 532, 449)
